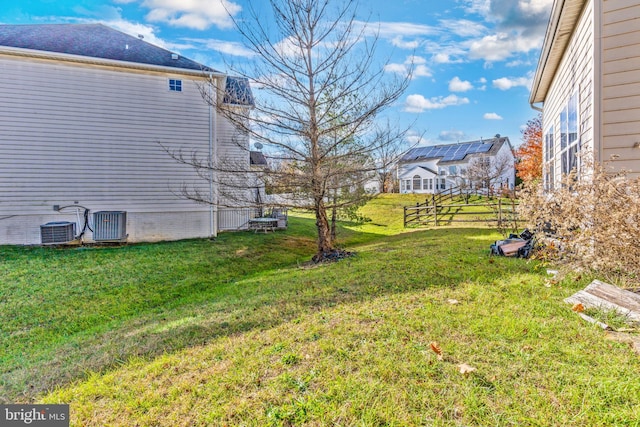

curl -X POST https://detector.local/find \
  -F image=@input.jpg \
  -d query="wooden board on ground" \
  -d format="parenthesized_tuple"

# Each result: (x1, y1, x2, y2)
(564, 279, 640, 324)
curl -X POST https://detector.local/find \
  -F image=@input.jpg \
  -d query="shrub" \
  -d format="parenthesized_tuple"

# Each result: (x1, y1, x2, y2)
(518, 161, 640, 285)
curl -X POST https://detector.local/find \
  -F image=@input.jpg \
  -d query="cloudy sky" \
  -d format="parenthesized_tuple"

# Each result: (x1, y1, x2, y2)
(1, 0, 553, 147)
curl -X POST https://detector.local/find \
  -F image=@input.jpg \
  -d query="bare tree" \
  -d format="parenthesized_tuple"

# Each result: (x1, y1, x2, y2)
(462, 151, 514, 195)
(212, 0, 411, 260)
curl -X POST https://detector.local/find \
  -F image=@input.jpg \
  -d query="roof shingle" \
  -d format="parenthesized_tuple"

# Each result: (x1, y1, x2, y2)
(0, 23, 216, 72)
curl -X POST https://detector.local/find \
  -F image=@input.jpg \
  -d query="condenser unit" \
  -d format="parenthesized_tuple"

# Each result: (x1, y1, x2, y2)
(93, 211, 127, 242)
(40, 221, 76, 244)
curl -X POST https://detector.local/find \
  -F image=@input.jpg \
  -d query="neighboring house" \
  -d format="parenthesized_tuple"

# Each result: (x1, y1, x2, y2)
(397, 136, 515, 194)
(0, 24, 254, 245)
(529, 0, 640, 189)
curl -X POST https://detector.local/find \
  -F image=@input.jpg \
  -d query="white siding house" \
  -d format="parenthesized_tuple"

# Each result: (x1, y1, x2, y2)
(397, 137, 515, 194)
(0, 24, 254, 245)
(530, 0, 640, 187)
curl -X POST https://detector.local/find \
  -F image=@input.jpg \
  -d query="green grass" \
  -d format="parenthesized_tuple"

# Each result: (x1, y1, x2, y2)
(2, 194, 640, 426)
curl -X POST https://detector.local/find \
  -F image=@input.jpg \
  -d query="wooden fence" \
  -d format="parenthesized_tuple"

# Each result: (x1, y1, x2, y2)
(403, 188, 520, 228)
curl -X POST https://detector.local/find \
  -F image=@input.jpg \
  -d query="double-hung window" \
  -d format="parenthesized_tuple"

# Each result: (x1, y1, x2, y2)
(560, 91, 579, 176)
(544, 127, 555, 190)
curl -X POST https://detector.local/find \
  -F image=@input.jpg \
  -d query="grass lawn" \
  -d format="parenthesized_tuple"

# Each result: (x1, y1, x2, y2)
(1, 195, 639, 426)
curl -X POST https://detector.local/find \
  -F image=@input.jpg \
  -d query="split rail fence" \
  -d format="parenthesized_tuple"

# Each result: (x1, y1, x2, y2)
(403, 188, 520, 228)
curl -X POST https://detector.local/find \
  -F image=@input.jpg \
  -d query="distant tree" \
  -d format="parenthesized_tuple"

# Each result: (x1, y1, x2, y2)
(515, 114, 542, 182)
(462, 151, 514, 195)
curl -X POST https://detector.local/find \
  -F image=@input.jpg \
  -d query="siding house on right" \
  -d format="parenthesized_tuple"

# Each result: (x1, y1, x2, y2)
(530, 0, 640, 188)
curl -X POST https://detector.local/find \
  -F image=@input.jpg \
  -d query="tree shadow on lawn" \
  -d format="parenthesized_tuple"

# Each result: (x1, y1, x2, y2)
(1, 220, 527, 402)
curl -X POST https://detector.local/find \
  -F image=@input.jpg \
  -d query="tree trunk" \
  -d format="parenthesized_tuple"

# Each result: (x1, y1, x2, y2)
(314, 196, 334, 260)
(330, 189, 338, 242)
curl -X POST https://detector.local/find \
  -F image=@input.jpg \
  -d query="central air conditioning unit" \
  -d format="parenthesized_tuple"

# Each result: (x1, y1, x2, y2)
(93, 211, 128, 242)
(40, 221, 76, 245)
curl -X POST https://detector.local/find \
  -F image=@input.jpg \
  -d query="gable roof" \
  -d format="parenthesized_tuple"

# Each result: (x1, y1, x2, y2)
(398, 165, 438, 179)
(400, 136, 511, 165)
(0, 23, 216, 73)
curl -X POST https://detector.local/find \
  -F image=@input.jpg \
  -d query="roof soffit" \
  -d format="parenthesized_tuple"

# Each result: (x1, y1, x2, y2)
(529, 0, 588, 105)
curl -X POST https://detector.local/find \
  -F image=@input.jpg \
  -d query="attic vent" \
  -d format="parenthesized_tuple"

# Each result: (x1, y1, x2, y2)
(40, 221, 76, 245)
(171, 53, 179, 60)
(93, 211, 127, 242)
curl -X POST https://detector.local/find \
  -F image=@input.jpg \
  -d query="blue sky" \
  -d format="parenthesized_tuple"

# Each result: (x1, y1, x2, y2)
(1, 0, 553, 148)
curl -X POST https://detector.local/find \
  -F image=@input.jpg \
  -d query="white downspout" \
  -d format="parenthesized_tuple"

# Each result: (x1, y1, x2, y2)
(208, 76, 218, 238)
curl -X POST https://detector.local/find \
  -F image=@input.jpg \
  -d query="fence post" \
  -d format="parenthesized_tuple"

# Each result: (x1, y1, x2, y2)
(433, 195, 438, 226)
(403, 206, 407, 227)
(498, 198, 502, 226)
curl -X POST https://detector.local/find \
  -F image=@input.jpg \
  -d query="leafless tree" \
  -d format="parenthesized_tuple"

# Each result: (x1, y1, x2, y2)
(461, 151, 514, 196)
(209, 0, 412, 260)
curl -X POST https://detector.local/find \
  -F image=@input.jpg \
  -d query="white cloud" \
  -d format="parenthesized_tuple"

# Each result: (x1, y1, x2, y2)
(483, 112, 503, 120)
(201, 39, 255, 58)
(439, 130, 466, 142)
(370, 21, 438, 38)
(467, 31, 542, 61)
(103, 19, 169, 49)
(140, 0, 241, 30)
(492, 76, 531, 90)
(439, 19, 486, 37)
(385, 56, 431, 79)
(449, 76, 473, 92)
(404, 94, 470, 113)
(390, 36, 421, 49)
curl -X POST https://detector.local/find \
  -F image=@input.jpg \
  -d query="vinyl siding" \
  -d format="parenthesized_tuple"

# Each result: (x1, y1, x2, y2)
(542, 0, 595, 184)
(0, 54, 249, 244)
(601, 0, 640, 173)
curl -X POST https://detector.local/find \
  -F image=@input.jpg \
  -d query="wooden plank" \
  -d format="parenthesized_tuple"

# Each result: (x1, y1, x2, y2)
(586, 280, 640, 312)
(564, 280, 640, 323)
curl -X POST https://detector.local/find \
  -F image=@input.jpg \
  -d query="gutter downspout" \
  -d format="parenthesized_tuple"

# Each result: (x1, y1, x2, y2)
(208, 75, 218, 238)
(530, 102, 543, 113)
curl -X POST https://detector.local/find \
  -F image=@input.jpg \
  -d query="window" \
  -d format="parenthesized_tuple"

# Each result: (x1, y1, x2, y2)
(440, 178, 446, 190)
(403, 179, 411, 192)
(560, 91, 579, 176)
(428, 178, 433, 190)
(422, 178, 429, 190)
(169, 79, 182, 92)
(413, 175, 422, 191)
(449, 165, 457, 175)
(544, 126, 555, 190)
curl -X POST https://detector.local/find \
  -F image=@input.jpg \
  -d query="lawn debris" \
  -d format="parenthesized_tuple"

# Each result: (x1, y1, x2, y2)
(565, 280, 640, 325)
(429, 341, 444, 360)
(489, 229, 534, 258)
(311, 249, 355, 263)
(571, 303, 585, 313)
(458, 363, 477, 376)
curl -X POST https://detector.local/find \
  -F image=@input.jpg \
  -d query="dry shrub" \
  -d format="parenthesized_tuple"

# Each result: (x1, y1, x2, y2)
(518, 161, 640, 285)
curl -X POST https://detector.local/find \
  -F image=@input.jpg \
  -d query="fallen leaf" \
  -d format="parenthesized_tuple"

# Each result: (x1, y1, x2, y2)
(458, 363, 476, 375)
(430, 341, 442, 355)
(430, 341, 443, 360)
(572, 303, 585, 312)
(447, 299, 459, 305)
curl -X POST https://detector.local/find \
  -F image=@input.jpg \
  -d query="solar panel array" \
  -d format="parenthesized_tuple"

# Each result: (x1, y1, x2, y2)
(401, 140, 494, 162)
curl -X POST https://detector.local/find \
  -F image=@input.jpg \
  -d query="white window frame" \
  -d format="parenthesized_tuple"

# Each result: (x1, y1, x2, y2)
(559, 90, 580, 177)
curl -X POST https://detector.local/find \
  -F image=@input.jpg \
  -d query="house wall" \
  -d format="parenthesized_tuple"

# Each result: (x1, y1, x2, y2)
(541, 0, 595, 187)
(601, 0, 640, 175)
(0, 54, 246, 245)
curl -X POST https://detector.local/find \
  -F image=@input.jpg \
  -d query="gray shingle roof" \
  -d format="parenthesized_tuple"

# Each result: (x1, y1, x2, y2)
(0, 23, 216, 72)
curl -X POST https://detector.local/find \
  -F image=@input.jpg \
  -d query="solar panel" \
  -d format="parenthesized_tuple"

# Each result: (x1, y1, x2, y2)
(401, 139, 498, 162)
